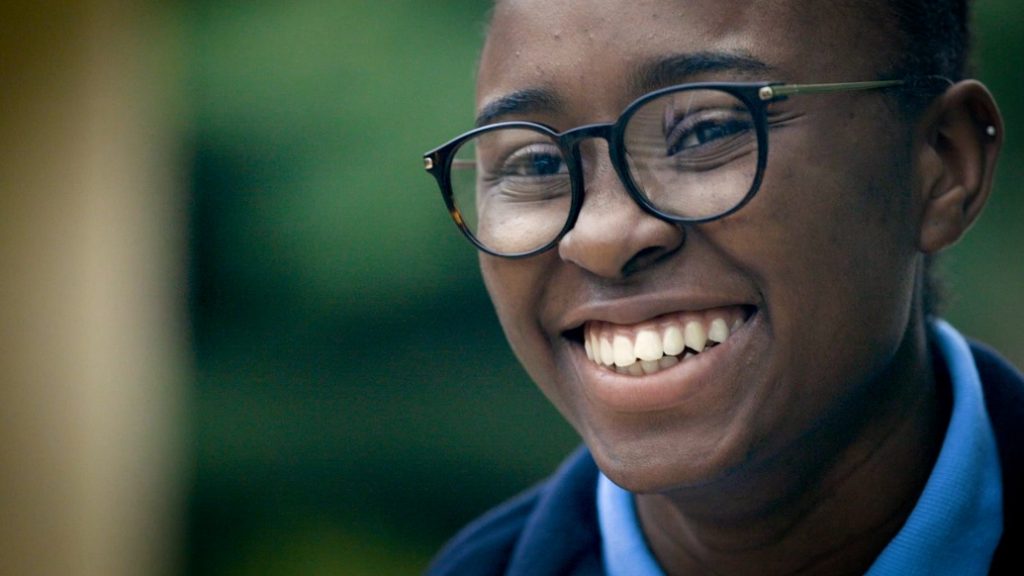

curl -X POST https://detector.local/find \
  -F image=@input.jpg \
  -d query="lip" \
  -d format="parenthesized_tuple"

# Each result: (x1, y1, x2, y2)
(567, 307, 759, 413)
(558, 293, 758, 334)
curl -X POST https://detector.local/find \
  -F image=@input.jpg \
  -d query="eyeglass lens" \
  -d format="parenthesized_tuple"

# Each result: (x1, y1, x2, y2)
(449, 88, 759, 256)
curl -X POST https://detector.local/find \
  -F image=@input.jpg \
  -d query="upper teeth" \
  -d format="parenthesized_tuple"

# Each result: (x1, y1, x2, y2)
(583, 311, 745, 376)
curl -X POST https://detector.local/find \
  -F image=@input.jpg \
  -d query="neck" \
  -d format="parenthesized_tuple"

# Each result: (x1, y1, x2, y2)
(636, 319, 950, 576)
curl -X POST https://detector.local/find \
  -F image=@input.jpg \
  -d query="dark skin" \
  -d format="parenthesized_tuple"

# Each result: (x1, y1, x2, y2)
(476, 0, 1002, 574)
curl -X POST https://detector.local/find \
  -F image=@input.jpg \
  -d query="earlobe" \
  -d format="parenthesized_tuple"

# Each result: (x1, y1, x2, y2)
(915, 80, 1003, 254)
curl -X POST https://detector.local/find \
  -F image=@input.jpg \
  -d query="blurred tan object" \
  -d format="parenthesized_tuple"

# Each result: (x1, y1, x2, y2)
(0, 2, 184, 575)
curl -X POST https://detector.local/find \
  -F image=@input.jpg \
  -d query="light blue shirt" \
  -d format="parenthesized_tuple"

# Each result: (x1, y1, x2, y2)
(597, 319, 1003, 575)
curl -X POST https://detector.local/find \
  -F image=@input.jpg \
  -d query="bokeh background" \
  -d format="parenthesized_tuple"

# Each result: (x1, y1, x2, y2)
(1, 2, 1020, 575)
(184, 2, 575, 574)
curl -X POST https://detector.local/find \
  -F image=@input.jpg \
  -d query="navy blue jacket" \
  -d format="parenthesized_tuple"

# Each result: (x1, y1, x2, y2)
(427, 342, 1024, 575)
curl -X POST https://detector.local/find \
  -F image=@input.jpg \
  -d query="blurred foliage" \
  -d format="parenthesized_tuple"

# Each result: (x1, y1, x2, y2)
(185, 2, 579, 575)
(183, 1, 1022, 574)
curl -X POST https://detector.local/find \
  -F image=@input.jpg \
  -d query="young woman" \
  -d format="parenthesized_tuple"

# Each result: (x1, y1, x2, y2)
(423, 1, 1020, 573)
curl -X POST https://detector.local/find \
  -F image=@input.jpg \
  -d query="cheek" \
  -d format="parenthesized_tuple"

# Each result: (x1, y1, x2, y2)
(742, 115, 918, 305)
(712, 120, 920, 422)
(479, 255, 560, 382)
(481, 254, 590, 429)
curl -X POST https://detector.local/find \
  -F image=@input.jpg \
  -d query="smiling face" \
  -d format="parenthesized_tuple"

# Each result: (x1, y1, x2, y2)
(477, 0, 931, 492)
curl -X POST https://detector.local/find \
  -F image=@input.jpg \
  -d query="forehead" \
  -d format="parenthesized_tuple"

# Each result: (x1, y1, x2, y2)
(480, 0, 899, 114)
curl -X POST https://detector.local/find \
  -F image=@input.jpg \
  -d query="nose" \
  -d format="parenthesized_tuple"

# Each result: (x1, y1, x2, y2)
(557, 143, 685, 279)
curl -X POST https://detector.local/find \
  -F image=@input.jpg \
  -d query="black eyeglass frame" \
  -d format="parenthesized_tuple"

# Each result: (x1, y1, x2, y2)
(422, 78, 949, 259)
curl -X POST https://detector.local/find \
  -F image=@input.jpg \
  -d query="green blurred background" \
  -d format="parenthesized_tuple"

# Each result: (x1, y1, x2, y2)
(183, 2, 1023, 574)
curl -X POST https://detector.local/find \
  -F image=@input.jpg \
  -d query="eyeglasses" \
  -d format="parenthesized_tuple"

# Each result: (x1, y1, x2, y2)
(422, 78, 949, 258)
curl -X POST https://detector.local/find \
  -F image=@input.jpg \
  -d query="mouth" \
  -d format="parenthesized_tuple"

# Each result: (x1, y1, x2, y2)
(567, 305, 756, 377)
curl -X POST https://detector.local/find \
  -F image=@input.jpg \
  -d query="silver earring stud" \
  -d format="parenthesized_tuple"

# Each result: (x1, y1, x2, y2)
(986, 125, 997, 137)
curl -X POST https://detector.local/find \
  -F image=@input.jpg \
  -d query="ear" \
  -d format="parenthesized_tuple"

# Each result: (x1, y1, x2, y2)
(914, 80, 1003, 254)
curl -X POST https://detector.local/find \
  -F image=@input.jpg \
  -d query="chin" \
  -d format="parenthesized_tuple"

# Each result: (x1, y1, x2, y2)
(583, 422, 755, 494)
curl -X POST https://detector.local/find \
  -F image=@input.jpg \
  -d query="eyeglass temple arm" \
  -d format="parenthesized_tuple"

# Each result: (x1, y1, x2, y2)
(425, 78, 949, 171)
(758, 79, 906, 101)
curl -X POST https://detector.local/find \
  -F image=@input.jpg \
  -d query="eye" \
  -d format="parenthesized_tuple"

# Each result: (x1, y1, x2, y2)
(664, 110, 754, 157)
(477, 141, 571, 202)
(500, 144, 567, 177)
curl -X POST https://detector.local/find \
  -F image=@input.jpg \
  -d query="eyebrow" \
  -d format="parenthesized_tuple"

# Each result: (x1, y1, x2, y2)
(473, 51, 773, 128)
(630, 51, 773, 94)
(475, 88, 562, 128)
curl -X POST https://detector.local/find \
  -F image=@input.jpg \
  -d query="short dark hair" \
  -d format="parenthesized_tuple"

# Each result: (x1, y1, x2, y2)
(889, 0, 971, 80)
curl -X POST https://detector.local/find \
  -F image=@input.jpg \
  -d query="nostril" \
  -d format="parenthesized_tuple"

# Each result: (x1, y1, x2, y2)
(621, 230, 685, 277)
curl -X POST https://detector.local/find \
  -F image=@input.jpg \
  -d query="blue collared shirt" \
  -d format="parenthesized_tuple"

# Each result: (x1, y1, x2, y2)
(598, 320, 1003, 575)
